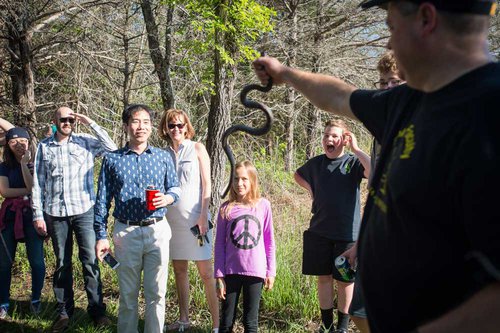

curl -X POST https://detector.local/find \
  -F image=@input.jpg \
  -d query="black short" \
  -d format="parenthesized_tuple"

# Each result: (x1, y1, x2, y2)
(302, 229, 355, 282)
(349, 279, 367, 318)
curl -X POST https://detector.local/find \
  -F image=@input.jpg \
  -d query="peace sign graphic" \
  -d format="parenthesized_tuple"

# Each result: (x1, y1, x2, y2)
(230, 214, 262, 250)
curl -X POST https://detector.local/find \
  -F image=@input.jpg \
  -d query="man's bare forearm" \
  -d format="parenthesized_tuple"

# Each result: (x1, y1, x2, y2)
(282, 67, 357, 119)
(418, 282, 500, 333)
(253, 56, 358, 120)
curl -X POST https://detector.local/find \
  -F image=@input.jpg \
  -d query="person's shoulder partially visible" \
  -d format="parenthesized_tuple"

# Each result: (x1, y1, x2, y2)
(461, 63, 500, 153)
(350, 84, 420, 143)
(462, 62, 500, 109)
(258, 197, 271, 209)
(469, 61, 500, 86)
(149, 146, 172, 158)
(0, 161, 8, 175)
(194, 141, 208, 155)
(102, 147, 127, 163)
(37, 136, 53, 147)
(431, 62, 500, 125)
(302, 154, 326, 167)
(443, 62, 500, 100)
(297, 154, 326, 176)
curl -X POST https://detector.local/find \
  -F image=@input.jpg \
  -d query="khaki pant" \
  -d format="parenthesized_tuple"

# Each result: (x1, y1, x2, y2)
(113, 218, 171, 333)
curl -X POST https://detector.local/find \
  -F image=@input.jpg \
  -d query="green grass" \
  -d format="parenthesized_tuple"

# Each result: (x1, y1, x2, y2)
(1, 158, 363, 333)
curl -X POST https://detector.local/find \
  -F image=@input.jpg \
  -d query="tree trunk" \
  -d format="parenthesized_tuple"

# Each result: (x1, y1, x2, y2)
(206, 0, 237, 214)
(284, 88, 296, 170)
(141, 0, 175, 110)
(305, 0, 326, 160)
(7, 22, 37, 130)
(305, 101, 321, 159)
(284, 9, 298, 172)
(305, 49, 322, 159)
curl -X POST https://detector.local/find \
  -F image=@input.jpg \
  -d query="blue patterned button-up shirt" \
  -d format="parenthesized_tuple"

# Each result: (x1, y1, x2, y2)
(94, 145, 181, 240)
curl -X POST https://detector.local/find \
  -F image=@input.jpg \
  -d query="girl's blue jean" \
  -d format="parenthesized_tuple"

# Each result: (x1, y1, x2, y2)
(219, 275, 264, 333)
(0, 211, 45, 306)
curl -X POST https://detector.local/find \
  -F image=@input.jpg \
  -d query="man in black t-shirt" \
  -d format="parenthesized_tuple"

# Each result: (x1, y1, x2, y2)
(295, 119, 370, 333)
(253, 1, 500, 333)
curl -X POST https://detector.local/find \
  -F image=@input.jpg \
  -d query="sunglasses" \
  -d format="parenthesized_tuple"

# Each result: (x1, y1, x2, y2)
(167, 123, 185, 130)
(59, 117, 76, 124)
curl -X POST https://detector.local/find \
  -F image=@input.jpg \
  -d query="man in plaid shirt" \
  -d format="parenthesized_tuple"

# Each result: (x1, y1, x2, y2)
(32, 106, 117, 332)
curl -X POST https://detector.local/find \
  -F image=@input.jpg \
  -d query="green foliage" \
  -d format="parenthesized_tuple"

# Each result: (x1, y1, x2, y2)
(168, 0, 275, 64)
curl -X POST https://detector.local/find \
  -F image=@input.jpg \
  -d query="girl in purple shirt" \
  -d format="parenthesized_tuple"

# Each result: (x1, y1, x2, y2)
(214, 160, 276, 333)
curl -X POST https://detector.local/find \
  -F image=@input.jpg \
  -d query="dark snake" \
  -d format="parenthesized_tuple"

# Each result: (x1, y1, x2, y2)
(221, 78, 273, 197)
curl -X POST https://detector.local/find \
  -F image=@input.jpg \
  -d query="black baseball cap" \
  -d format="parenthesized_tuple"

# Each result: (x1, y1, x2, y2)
(360, 0, 497, 16)
(6, 127, 30, 142)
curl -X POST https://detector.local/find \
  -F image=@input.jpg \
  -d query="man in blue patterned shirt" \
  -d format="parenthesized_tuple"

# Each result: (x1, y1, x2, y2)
(94, 104, 181, 333)
(32, 106, 117, 331)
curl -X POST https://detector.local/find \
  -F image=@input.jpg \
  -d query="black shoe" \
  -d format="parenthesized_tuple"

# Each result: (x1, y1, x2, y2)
(52, 314, 69, 333)
(30, 301, 42, 315)
(93, 315, 112, 327)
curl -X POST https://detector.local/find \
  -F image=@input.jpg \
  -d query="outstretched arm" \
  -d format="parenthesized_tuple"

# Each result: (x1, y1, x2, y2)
(417, 282, 500, 333)
(253, 56, 358, 120)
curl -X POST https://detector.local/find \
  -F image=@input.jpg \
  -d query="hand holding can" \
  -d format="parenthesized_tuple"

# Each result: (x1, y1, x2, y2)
(146, 185, 160, 210)
(335, 255, 356, 281)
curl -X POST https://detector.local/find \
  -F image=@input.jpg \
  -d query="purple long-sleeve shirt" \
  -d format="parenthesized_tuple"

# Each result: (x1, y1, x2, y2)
(214, 198, 276, 279)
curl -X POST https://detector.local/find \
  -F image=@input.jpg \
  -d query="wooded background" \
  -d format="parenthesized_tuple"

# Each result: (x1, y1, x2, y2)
(1, 0, 499, 211)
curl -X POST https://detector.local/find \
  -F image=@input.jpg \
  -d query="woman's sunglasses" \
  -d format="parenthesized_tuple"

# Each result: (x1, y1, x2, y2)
(168, 123, 185, 130)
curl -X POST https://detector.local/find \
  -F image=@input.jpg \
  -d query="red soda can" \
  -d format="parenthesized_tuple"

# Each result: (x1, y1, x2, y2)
(145, 185, 159, 210)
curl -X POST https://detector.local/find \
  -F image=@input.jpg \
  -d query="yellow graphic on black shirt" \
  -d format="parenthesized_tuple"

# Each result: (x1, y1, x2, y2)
(396, 124, 415, 159)
(370, 123, 415, 214)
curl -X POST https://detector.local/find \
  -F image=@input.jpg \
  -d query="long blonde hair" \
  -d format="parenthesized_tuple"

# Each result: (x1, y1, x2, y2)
(222, 160, 261, 219)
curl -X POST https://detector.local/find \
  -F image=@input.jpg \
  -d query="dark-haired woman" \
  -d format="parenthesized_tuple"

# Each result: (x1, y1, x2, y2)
(0, 127, 45, 319)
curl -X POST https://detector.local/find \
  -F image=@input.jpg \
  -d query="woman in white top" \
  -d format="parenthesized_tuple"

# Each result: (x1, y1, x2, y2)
(159, 109, 219, 333)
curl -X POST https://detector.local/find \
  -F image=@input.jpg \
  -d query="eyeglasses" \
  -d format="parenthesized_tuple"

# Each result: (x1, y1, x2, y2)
(59, 117, 76, 124)
(167, 123, 185, 130)
(374, 79, 403, 89)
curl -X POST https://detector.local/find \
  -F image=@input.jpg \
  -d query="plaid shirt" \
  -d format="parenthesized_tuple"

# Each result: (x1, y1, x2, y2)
(32, 122, 117, 220)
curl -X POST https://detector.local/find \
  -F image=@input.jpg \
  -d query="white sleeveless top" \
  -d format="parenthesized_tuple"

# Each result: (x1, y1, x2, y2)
(166, 139, 212, 260)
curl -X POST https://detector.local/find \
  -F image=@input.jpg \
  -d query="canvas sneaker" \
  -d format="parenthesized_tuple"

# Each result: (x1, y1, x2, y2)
(0, 305, 9, 320)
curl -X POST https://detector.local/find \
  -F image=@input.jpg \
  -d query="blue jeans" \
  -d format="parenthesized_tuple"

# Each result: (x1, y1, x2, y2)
(219, 275, 263, 333)
(45, 207, 105, 318)
(0, 210, 45, 306)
